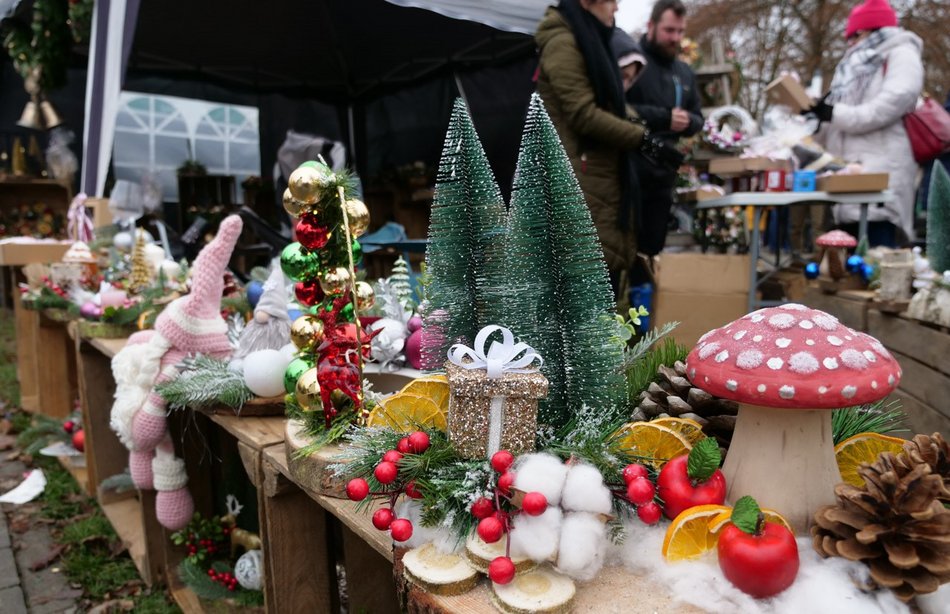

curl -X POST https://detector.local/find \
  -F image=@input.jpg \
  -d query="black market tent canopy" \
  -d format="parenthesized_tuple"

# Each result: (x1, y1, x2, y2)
(81, 0, 551, 199)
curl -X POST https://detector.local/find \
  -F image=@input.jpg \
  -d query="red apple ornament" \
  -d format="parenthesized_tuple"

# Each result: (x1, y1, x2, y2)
(657, 438, 726, 520)
(718, 496, 799, 598)
(72, 429, 85, 453)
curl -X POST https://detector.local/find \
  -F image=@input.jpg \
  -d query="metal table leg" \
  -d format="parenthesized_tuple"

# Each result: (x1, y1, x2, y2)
(858, 203, 869, 246)
(749, 207, 762, 313)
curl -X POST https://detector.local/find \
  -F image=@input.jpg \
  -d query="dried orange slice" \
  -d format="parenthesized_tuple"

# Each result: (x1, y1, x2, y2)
(650, 417, 707, 445)
(400, 375, 450, 412)
(662, 504, 731, 561)
(611, 422, 692, 469)
(835, 432, 906, 487)
(366, 393, 446, 432)
(708, 507, 795, 535)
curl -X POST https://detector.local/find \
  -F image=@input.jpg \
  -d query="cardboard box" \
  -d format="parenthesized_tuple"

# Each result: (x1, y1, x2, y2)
(0, 239, 71, 266)
(709, 156, 793, 177)
(656, 252, 751, 295)
(655, 291, 749, 348)
(816, 173, 889, 193)
(676, 186, 725, 203)
(84, 197, 113, 228)
(708, 157, 746, 176)
(765, 74, 813, 112)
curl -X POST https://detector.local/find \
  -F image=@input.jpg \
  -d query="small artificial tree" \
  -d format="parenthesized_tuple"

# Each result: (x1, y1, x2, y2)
(927, 163, 950, 274)
(423, 99, 508, 367)
(503, 94, 626, 430)
(128, 230, 152, 294)
(389, 255, 413, 311)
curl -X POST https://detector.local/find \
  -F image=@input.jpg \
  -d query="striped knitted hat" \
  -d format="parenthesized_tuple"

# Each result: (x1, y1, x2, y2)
(155, 215, 243, 356)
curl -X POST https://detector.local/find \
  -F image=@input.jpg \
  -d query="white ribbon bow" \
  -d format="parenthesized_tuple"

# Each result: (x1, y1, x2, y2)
(67, 193, 94, 243)
(447, 325, 542, 379)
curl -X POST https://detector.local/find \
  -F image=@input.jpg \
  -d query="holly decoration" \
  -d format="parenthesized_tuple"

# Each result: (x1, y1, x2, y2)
(615, 462, 660, 525)
(282, 161, 378, 431)
(171, 513, 232, 565)
(657, 438, 726, 520)
(718, 496, 799, 598)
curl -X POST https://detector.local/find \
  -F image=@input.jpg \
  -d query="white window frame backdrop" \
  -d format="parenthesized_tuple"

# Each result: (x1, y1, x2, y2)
(113, 92, 261, 204)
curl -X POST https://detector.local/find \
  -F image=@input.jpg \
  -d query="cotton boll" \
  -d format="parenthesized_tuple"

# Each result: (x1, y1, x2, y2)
(513, 453, 568, 506)
(159, 259, 182, 280)
(243, 349, 289, 397)
(509, 507, 562, 562)
(556, 512, 607, 581)
(144, 243, 166, 272)
(112, 231, 133, 251)
(560, 463, 612, 514)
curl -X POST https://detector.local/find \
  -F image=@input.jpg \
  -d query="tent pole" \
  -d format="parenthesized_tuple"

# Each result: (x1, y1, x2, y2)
(347, 104, 357, 168)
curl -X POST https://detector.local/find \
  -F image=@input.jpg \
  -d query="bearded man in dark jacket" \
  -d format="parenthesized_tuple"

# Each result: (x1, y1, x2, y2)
(627, 0, 703, 262)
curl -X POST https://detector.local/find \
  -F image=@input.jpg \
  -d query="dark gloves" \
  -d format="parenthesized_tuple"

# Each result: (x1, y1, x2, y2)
(639, 132, 686, 170)
(802, 92, 834, 123)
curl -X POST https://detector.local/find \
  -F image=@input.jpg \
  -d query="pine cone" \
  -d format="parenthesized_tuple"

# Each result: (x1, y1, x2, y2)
(812, 433, 950, 602)
(637, 361, 738, 447)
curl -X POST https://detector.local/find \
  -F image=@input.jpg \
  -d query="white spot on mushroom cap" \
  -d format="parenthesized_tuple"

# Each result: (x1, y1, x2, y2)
(767, 357, 784, 370)
(871, 380, 878, 389)
(698, 342, 720, 360)
(752, 335, 763, 342)
(725, 379, 738, 391)
(689, 368, 696, 379)
(827, 335, 843, 346)
(798, 320, 815, 330)
(805, 339, 816, 346)
(812, 313, 838, 330)
(818, 386, 829, 394)
(823, 357, 839, 370)
(757, 384, 766, 393)
(775, 338, 791, 348)
(781, 303, 808, 311)
(779, 385, 795, 399)
(737, 350, 764, 370)
(768, 313, 795, 329)
(715, 350, 730, 363)
(863, 350, 877, 363)
(841, 385, 857, 399)
(871, 341, 891, 359)
(788, 351, 819, 374)
(698, 330, 716, 343)
(733, 330, 747, 340)
(840, 348, 868, 370)
(888, 374, 895, 386)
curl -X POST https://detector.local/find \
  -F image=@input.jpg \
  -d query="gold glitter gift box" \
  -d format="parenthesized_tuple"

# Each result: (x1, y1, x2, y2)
(445, 361, 548, 459)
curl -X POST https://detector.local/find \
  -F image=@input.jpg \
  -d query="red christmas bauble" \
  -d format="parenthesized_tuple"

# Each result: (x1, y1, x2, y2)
(63, 419, 76, 434)
(497, 471, 515, 495)
(637, 501, 662, 525)
(626, 477, 656, 506)
(404, 480, 423, 499)
(622, 463, 649, 484)
(382, 450, 403, 464)
(346, 478, 369, 501)
(471, 497, 495, 520)
(374, 461, 398, 484)
(295, 280, 325, 306)
(521, 491, 547, 516)
(488, 556, 516, 585)
(390, 518, 413, 542)
(372, 508, 395, 531)
(397, 437, 412, 454)
(407, 431, 430, 454)
(295, 215, 332, 250)
(72, 429, 85, 453)
(477, 516, 505, 543)
(491, 450, 515, 473)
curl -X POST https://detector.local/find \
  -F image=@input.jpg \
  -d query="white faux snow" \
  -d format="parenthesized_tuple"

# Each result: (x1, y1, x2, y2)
(556, 512, 607, 581)
(561, 463, 612, 515)
(615, 519, 912, 614)
(393, 500, 460, 553)
(509, 507, 562, 562)
(513, 453, 569, 506)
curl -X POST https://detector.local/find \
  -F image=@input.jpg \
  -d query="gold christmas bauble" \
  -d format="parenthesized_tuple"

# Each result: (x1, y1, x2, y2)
(282, 188, 307, 217)
(290, 314, 325, 352)
(320, 266, 351, 296)
(354, 281, 375, 311)
(294, 367, 322, 411)
(343, 198, 370, 238)
(289, 166, 331, 205)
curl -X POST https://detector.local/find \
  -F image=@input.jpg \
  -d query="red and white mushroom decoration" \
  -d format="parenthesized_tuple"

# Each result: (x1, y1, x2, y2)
(685, 303, 901, 532)
(815, 230, 857, 280)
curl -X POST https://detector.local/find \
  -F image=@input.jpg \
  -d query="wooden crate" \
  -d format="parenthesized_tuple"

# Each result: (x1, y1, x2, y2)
(803, 285, 874, 331)
(17, 308, 79, 417)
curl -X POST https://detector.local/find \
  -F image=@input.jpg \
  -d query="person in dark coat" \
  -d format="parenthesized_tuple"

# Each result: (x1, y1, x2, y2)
(627, 0, 703, 261)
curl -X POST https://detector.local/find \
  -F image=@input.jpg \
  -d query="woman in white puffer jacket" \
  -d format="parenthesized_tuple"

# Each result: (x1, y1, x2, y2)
(808, 0, 923, 245)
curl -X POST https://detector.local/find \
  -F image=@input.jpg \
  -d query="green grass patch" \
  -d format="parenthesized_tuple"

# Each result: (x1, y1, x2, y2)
(132, 591, 182, 613)
(61, 514, 117, 545)
(39, 461, 85, 520)
(0, 309, 19, 407)
(60, 548, 142, 600)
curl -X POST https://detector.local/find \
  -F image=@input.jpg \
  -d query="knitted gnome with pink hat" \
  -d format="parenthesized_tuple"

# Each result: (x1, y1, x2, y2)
(110, 215, 243, 530)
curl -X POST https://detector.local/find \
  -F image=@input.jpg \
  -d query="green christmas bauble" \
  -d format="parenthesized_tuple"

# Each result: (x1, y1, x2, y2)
(284, 357, 313, 395)
(280, 243, 319, 281)
(340, 302, 355, 322)
(351, 240, 363, 265)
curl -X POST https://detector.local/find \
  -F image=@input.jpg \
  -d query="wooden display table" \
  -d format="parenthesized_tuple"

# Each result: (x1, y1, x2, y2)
(15, 306, 78, 418)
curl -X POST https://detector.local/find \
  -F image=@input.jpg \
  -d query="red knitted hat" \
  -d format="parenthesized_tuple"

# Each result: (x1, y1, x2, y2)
(845, 0, 897, 39)
(155, 215, 243, 356)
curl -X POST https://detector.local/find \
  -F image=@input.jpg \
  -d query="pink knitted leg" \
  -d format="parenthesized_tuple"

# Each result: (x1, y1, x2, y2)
(153, 438, 194, 531)
(156, 488, 194, 530)
(131, 404, 167, 450)
(129, 449, 154, 489)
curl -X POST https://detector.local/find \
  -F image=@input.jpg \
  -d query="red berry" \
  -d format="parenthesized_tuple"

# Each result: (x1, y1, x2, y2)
(396, 437, 412, 454)
(626, 477, 656, 506)
(497, 471, 515, 495)
(382, 450, 403, 464)
(63, 420, 75, 434)
(477, 516, 505, 543)
(404, 480, 423, 499)
(346, 478, 370, 501)
(637, 501, 662, 525)
(622, 463, 649, 484)
(488, 556, 516, 585)
(521, 491, 548, 516)
(374, 461, 399, 485)
(491, 450, 515, 473)
(390, 518, 413, 542)
(207, 569, 215, 577)
(470, 497, 495, 520)
(372, 508, 395, 530)
(407, 431, 430, 453)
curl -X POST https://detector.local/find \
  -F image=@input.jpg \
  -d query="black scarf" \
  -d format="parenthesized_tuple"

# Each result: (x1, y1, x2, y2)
(557, 0, 640, 232)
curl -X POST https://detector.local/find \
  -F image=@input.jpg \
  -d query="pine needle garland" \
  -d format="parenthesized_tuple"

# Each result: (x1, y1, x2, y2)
(624, 335, 689, 406)
(156, 355, 253, 410)
(831, 398, 908, 445)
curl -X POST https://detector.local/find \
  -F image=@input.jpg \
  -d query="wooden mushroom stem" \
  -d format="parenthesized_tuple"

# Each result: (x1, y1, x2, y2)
(826, 247, 847, 280)
(721, 403, 842, 534)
